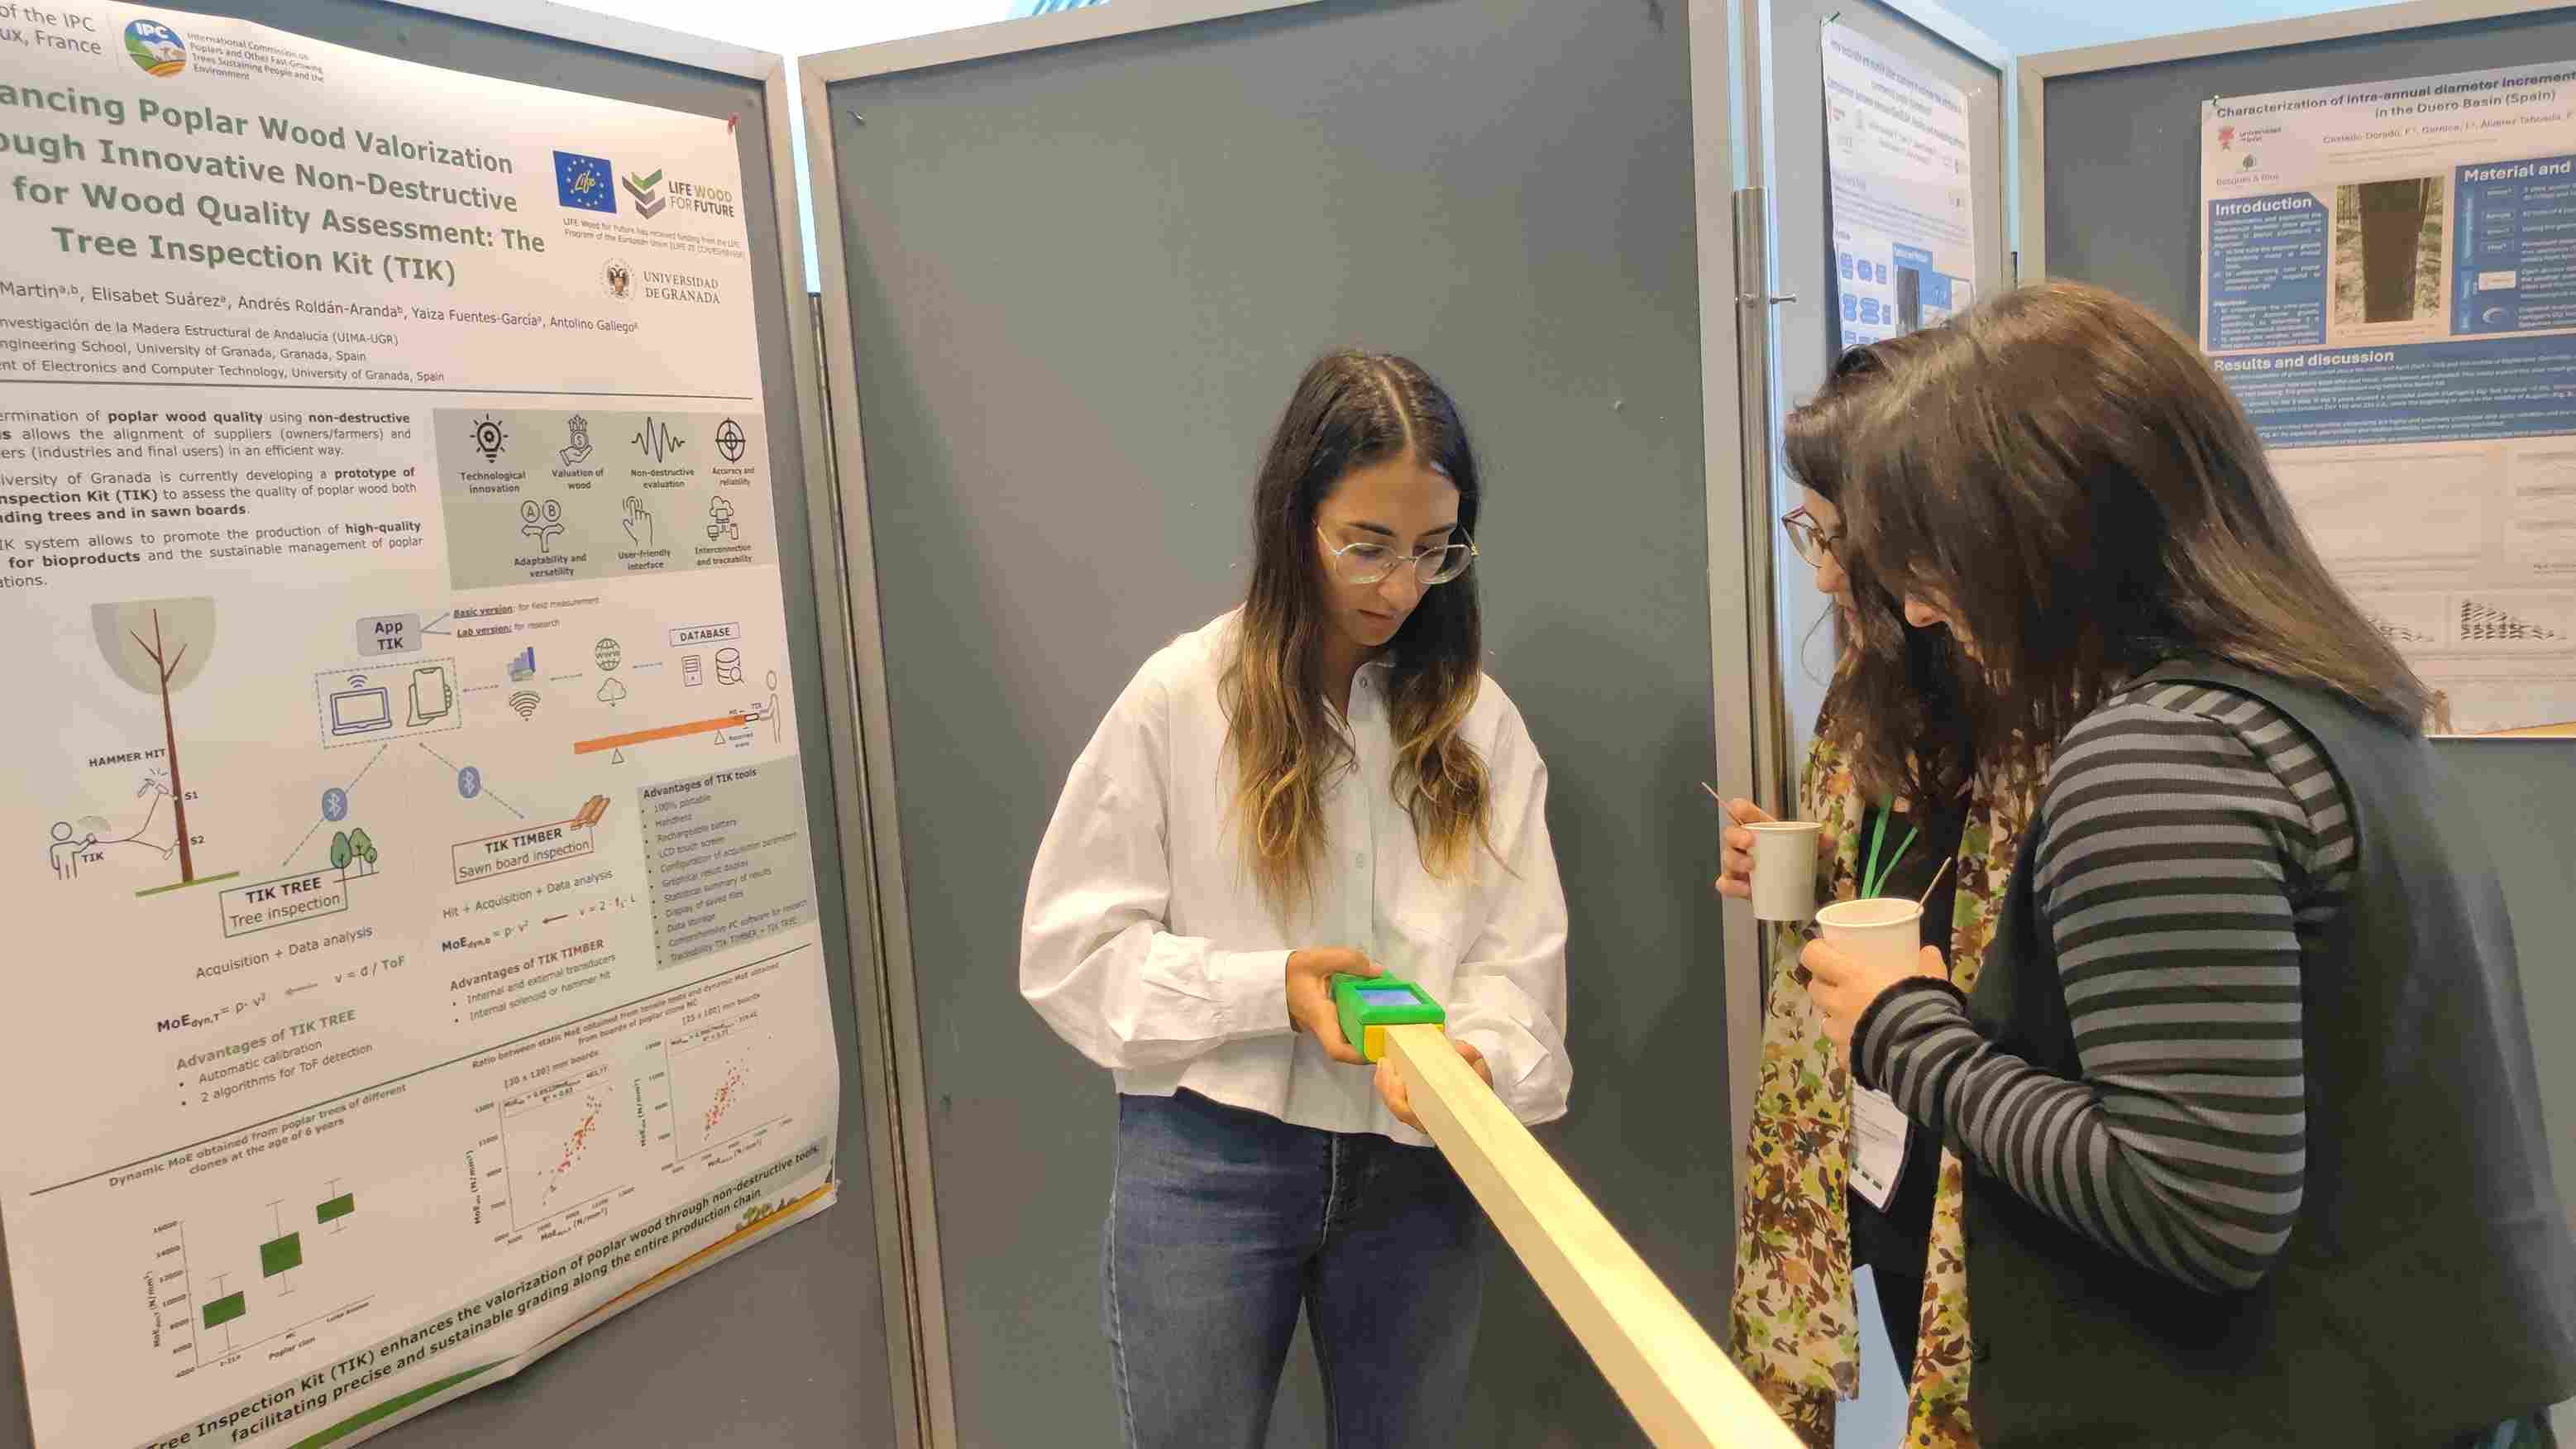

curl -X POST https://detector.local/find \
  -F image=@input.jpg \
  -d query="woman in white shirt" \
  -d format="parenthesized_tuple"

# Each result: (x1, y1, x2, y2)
(1020, 350, 1571, 1449)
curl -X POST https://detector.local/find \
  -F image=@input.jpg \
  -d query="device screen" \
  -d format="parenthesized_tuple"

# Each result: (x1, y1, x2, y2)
(1355, 988, 1418, 1007)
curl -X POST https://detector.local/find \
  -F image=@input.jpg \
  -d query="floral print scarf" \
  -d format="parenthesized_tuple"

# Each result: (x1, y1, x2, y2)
(1728, 734, 2038, 1448)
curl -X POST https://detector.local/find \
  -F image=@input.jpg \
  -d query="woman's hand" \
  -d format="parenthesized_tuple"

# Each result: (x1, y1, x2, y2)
(1800, 939, 1948, 1059)
(1713, 797, 1775, 898)
(1286, 948, 1379, 1064)
(1375, 1038, 1491, 1130)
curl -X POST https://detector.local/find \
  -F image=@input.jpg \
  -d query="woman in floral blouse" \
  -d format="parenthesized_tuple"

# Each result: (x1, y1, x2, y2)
(1716, 339, 2041, 1449)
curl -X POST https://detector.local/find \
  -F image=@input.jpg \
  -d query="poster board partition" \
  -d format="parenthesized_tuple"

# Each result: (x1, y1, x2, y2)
(0, 2, 896, 1447)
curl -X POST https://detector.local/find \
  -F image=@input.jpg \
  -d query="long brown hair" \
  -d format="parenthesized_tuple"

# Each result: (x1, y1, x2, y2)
(1223, 351, 1491, 912)
(1833, 280, 2429, 777)
(1785, 333, 1975, 806)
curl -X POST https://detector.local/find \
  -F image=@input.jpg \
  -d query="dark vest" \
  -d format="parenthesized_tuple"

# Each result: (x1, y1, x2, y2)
(1962, 658, 2576, 1447)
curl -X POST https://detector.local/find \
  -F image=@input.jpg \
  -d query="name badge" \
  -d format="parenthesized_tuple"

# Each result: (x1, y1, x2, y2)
(1851, 1088, 1910, 1212)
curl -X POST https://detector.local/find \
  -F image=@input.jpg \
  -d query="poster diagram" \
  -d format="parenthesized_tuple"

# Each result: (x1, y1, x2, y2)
(50, 599, 242, 897)
(0, 7, 841, 1448)
(2202, 61, 2576, 733)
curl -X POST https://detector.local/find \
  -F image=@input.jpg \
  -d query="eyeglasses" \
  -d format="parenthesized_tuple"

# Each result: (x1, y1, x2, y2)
(1781, 507, 1842, 568)
(1316, 527, 1476, 587)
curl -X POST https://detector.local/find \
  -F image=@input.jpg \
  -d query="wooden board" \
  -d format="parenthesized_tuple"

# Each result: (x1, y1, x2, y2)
(1381, 1024, 1799, 1449)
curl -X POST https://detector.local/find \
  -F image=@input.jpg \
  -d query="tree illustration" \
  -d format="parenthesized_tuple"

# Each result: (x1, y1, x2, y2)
(330, 828, 381, 880)
(92, 598, 216, 887)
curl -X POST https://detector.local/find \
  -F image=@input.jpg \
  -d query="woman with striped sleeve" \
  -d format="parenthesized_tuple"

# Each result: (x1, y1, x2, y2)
(1797, 280, 2576, 1447)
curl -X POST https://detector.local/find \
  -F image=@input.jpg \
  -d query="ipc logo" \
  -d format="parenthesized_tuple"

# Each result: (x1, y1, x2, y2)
(126, 18, 187, 77)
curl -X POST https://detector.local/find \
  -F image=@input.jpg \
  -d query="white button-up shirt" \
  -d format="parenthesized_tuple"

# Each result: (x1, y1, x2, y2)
(1020, 610, 1571, 1144)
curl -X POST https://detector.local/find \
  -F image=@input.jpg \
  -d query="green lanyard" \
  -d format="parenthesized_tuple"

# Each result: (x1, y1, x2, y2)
(1860, 804, 1918, 901)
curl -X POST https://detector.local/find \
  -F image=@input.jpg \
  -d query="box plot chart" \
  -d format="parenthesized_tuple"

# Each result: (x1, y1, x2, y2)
(147, 1183, 370, 1380)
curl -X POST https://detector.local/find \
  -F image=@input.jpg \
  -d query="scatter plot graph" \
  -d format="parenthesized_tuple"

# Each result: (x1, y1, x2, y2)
(700, 1061, 750, 1138)
(666, 1017, 785, 1163)
(496, 1062, 645, 1231)
(544, 1094, 607, 1205)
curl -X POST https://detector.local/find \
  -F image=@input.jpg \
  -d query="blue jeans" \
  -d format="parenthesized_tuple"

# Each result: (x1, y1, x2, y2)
(1104, 1090, 1488, 1449)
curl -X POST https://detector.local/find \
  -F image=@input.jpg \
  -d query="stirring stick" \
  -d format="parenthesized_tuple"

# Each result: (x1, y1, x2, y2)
(1700, 782, 1724, 805)
(1917, 855, 1954, 907)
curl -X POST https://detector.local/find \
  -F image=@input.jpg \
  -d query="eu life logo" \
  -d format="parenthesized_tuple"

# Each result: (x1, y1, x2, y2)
(553, 151, 617, 213)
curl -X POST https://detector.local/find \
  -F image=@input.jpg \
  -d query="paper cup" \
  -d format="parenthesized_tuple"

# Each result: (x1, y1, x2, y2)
(1816, 897, 1926, 976)
(1747, 820, 1823, 921)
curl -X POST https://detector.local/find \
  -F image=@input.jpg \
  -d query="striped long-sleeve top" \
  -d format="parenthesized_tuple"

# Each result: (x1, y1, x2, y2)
(1851, 679, 2354, 1294)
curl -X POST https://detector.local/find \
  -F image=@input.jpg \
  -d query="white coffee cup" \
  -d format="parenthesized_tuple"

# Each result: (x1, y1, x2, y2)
(1747, 820, 1824, 921)
(1815, 896, 1926, 977)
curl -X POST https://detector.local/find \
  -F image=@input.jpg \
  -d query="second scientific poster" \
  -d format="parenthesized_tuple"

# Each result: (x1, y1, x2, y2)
(2201, 61, 2576, 734)
(1821, 21, 1978, 351)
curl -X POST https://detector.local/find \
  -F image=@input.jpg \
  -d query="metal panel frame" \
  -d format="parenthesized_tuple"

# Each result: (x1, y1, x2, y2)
(1868, 0, 2008, 70)
(801, 0, 1317, 82)
(389, 0, 780, 75)
(377, 2, 919, 1443)
(804, 0, 1761, 1438)
(1689, 0, 1763, 1236)
(1716, 0, 1777, 1235)
(2015, 0, 2574, 282)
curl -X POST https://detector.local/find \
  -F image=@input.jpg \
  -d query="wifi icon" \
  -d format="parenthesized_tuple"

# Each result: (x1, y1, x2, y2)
(508, 691, 542, 720)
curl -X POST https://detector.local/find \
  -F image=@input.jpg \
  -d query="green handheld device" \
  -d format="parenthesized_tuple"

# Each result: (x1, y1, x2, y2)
(1331, 974, 1446, 1062)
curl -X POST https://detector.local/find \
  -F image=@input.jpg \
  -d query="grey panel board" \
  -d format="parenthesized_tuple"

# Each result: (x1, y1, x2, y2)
(2441, 743, 2576, 1228)
(0, 3, 891, 1447)
(2038, 26, 2576, 1436)
(825, 1, 1721, 1443)
(1774, 0, 2010, 758)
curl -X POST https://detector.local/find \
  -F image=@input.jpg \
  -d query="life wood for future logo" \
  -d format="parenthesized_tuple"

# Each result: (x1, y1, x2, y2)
(621, 168, 666, 220)
(619, 160, 738, 225)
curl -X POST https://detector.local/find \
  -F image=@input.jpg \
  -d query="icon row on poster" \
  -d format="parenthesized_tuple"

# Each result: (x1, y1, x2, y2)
(467, 413, 752, 467)
(508, 495, 741, 551)
(1838, 252, 1889, 285)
